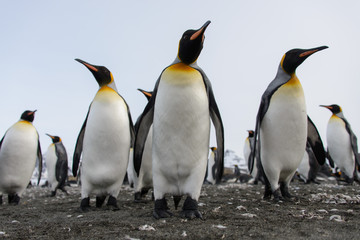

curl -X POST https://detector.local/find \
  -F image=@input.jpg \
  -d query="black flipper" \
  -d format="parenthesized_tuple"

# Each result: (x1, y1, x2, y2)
(36, 134, 42, 185)
(341, 117, 360, 166)
(118, 93, 135, 148)
(250, 65, 291, 174)
(307, 116, 326, 165)
(326, 148, 335, 168)
(73, 105, 91, 177)
(55, 142, 68, 189)
(195, 67, 224, 184)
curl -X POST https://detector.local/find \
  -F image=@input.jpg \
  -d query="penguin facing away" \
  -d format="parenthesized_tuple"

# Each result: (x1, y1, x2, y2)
(72, 59, 135, 211)
(250, 46, 327, 201)
(320, 104, 359, 183)
(297, 142, 321, 184)
(45, 134, 68, 196)
(134, 89, 154, 202)
(0, 110, 42, 205)
(134, 21, 224, 219)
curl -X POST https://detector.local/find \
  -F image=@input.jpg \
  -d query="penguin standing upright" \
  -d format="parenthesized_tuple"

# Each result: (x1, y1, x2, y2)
(134, 89, 153, 201)
(0, 110, 42, 205)
(45, 134, 68, 196)
(320, 104, 359, 183)
(134, 21, 224, 219)
(73, 59, 135, 211)
(250, 47, 327, 201)
(205, 147, 218, 185)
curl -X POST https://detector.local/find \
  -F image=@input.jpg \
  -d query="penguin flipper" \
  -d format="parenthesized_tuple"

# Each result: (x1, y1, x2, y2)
(117, 93, 136, 148)
(195, 67, 224, 183)
(55, 143, 68, 185)
(307, 116, 326, 165)
(0, 134, 4, 150)
(326, 148, 335, 168)
(341, 117, 360, 166)
(37, 136, 42, 185)
(251, 67, 291, 173)
(73, 105, 90, 177)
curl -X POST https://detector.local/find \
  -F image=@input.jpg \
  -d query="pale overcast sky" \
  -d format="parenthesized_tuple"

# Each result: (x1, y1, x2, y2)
(1, 0, 359, 160)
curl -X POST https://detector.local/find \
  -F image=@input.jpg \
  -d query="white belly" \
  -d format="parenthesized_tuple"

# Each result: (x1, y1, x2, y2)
(152, 64, 210, 200)
(326, 117, 354, 177)
(206, 152, 216, 184)
(297, 151, 310, 182)
(81, 88, 131, 197)
(243, 138, 251, 168)
(260, 79, 307, 190)
(45, 144, 58, 191)
(0, 121, 38, 195)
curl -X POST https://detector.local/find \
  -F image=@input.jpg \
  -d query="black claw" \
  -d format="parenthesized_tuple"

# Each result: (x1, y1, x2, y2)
(153, 198, 173, 219)
(181, 196, 203, 220)
(263, 184, 272, 200)
(272, 188, 283, 202)
(106, 196, 119, 210)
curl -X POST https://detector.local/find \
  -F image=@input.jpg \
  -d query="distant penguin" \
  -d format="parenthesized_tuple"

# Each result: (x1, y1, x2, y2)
(126, 148, 137, 188)
(45, 134, 68, 196)
(134, 21, 224, 219)
(320, 104, 359, 183)
(297, 142, 321, 184)
(72, 59, 135, 211)
(250, 46, 327, 201)
(0, 110, 42, 205)
(205, 147, 218, 185)
(134, 89, 153, 201)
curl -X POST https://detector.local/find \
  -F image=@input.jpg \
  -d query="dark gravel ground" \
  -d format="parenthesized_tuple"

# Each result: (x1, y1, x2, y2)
(0, 178, 359, 239)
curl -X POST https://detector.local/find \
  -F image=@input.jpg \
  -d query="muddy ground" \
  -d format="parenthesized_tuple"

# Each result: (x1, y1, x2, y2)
(0, 179, 359, 239)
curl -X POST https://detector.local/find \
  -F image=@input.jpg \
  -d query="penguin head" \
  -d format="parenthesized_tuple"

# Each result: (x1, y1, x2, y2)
(280, 46, 328, 74)
(210, 147, 217, 152)
(46, 134, 61, 143)
(320, 104, 342, 114)
(247, 130, 254, 138)
(177, 21, 211, 64)
(137, 88, 153, 101)
(75, 59, 113, 87)
(21, 110, 36, 122)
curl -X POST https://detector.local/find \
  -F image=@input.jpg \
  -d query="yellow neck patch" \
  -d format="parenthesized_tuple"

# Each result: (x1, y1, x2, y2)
(162, 63, 202, 85)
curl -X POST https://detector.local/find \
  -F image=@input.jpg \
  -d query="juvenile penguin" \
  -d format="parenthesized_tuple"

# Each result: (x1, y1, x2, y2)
(250, 47, 327, 201)
(134, 21, 224, 219)
(0, 110, 42, 205)
(134, 89, 154, 201)
(73, 59, 135, 211)
(45, 134, 68, 196)
(205, 147, 218, 185)
(320, 104, 359, 183)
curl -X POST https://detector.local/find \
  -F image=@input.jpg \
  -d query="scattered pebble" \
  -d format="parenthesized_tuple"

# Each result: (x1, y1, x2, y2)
(236, 205, 246, 211)
(317, 209, 328, 213)
(241, 213, 257, 218)
(213, 224, 227, 229)
(181, 231, 187, 237)
(77, 215, 83, 218)
(139, 225, 155, 231)
(0, 231, 5, 235)
(11, 220, 20, 224)
(212, 207, 221, 212)
(329, 215, 344, 222)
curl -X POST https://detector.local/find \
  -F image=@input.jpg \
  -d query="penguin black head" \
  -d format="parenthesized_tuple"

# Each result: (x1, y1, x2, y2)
(178, 21, 211, 64)
(46, 134, 61, 143)
(210, 147, 217, 152)
(75, 59, 113, 87)
(281, 46, 328, 74)
(320, 104, 342, 114)
(247, 130, 254, 138)
(21, 110, 36, 122)
(137, 88, 153, 101)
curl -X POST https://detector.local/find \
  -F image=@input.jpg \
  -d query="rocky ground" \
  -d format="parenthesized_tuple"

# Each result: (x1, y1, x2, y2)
(0, 178, 359, 239)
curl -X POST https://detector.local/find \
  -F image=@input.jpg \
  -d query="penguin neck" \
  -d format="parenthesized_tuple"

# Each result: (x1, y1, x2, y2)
(172, 56, 199, 69)
(100, 81, 118, 92)
(277, 64, 300, 85)
(335, 112, 345, 118)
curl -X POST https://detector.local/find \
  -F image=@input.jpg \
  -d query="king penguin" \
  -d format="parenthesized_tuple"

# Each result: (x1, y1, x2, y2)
(45, 134, 68, 196)
(320, 104, 359, 183)
(134, 89, 154, 202)
(134, 21, 224, 219)
(72, 59, 135, 211)
(205, 147, 218, 185)
(0, 110, 42, 205)
(250, 47, 327, 201)
(243, 130, 263, 184)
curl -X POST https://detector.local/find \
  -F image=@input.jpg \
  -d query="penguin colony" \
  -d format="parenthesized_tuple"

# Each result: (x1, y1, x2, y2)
(0, 21, 358, 220)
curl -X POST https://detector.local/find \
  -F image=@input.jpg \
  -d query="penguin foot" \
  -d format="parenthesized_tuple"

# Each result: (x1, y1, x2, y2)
(173, 195, 182, 210)
(153, 198, 173, 219)
(280, 183, 294, 201)
(80, 197, 91, 212)
(8, 194, 20, 205)
(106, 196, 120, 211)
(272, 189, 284, 202)
(263, 184, 272, 200)
(180, 196, 203, 220)
(134, 192, 143, 202)
(96, 195, 107, 208)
